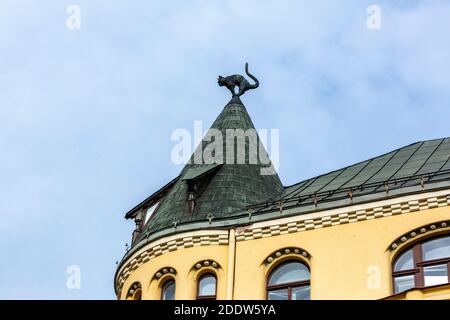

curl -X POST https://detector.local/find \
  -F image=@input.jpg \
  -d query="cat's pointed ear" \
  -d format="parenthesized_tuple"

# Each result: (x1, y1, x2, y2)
(218, 75, 224, 79)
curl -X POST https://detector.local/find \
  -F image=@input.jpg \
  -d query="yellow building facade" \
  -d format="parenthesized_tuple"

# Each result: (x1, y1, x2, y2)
(114, 94, 450, 300)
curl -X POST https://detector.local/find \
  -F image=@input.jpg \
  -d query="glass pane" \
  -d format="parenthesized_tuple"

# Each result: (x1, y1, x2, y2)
(162, 281, 175, 300)
(267, 288, 288, 300)
(424, 264, 448, 286)
(268, 262, 310, 285)
(394, 248, 414, 271)
(198, 275, 216, 296)
(422, 236, 450, 261)
(292, 286, 310, 300)
(394, 275, 415, 294)
(145, 203, 158, 224)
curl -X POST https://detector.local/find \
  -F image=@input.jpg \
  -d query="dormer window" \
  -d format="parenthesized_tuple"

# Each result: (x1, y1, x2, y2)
(182, 164, 222, 214)
(144, 202, 159, 225)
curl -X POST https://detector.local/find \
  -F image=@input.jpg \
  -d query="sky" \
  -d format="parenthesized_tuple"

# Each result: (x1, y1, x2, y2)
(0, 1, 449, 299)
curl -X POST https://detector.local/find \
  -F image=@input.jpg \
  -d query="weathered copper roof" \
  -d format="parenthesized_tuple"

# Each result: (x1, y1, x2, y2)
(134, 97, 285, 242)
(249, 137, 450, 215)
(124, 94, 450, 248)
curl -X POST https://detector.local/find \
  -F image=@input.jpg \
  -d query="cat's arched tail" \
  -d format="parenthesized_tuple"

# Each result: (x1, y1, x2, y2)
(245, 63, 259, 89)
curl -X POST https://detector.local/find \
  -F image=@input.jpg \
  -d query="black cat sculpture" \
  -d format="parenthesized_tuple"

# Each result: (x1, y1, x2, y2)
(217, 63, 259, 97)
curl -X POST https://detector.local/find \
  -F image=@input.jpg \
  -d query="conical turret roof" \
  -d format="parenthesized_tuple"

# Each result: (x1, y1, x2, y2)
(140, 96, 285, 239)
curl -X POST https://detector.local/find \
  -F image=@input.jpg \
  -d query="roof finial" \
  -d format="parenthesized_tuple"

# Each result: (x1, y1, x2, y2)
(217, 62, 259, 97)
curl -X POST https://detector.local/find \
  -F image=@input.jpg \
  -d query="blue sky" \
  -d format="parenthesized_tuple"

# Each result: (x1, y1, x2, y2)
(1, 1, 449, 299)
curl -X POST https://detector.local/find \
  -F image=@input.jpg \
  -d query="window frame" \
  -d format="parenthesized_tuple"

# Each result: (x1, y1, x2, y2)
(160, 279, 176, 300)
(131, 288, 142, 300)
(142, 201, 162, 228)
(266, 260, 311, 300)
(126, 282, 142, 300)
(392, 234, 450, 293)
(196, 273, 217, 300)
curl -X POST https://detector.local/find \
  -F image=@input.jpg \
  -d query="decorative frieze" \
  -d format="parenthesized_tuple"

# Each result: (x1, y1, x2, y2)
(153, 267, 177, 281)
(116, 233, 228, 298)
(235, 193, 450, 241)
(390, 220, 450, 251)
(125, 282, 141, 299)
(264, 247, 310, 266)
(192, 259, 221, 272)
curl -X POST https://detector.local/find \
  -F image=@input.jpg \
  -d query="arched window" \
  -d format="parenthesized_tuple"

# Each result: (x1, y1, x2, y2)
(131, 289, 142, 300)
(267, 261, 310, 300)
(126, 282, 142, 300)
(197, 274, 217, 300)
(161, 279, 175, 300)
(393, 234, 450, 294)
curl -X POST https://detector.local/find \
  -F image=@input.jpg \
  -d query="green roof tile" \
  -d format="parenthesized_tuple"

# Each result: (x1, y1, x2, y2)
(137, 97, 285, 241)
